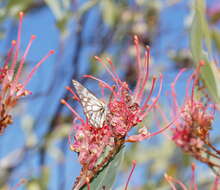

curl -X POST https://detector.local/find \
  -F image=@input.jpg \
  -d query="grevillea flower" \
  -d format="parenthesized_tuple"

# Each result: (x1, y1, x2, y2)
(165, 163, 219, 190)
(62, 36, 174, 190)
(169, 61, 220, 169)
(0, 12, 54, 134)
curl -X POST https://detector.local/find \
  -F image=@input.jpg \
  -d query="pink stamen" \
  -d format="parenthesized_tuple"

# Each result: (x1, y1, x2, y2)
(11, 178, 27, 190)
(185, 61, 204, 104)
(165, 174, 188, 190)
(10, 12, 24, 72)
(154, 104, 173, 140)
(171, 68, 186, 115)
(99, 82, 105, 99)
(124, 160, 136, 190)
(139, 116, 177, 140)
(83, 75, 115, 94)
(105, 57, 121, 86)
(22, 50, 54, 89)
(190, 163, 198, 190)
(212, 176, 219, 190)
(141, 77, 157, 111)
(86, 178, 90, 190)
(141, 74, 163, 118)
(11, 35, 36, 95)
(145, 46, 150, 72)
(65, 86, 80, 101)
(185, 72, 194, 100)
(173, 68, 187, 86)
(164, 174, 177, 190)
(94, 56, 119, 86)
(61, 99, 84, 123)
(4, 40, 16, 67)
(133, 35, 142, 98)
(189, 61, 204, 105)
(152, 74, 163, 105)
(136, 49, 151, 102)
(172, 178, 188, 190)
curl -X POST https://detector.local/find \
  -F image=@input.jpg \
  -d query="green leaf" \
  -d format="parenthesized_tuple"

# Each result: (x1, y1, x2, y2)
(6, 0, 33, 16)
(190, 13, 202, 63)
(40, 167, 50, 190)
(212, 29, 220, 52)
(190, 0, 220, 104)
(82, 148, 125, 190)
(200, 52, 220, 104)
(44, 0, 63, 20)
(195, 0, 211, 54)
(45, 0, 72, 33)
(100, 0, 118, 27)
(26, 181, 41, 190)
(190, 0, 212, 63)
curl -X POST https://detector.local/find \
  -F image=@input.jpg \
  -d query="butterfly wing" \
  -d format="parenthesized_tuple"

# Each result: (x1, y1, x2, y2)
(72, 80, 107, 128)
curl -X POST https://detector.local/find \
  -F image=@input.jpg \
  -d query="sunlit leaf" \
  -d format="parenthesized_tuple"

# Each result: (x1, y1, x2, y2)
(26, 180, 41, 190)
(194, 0, 211, 53)
(44, 0, 63, 20)
(212, 28, 220, 53)
(82, 148, 125, 190)
(100, 0, 118, 27)
(190, 3, 202, 63)
(200, 52, 220, 104)
(45, 0, 71, 32)
(40, 167, 50, 189)
(190, 0, 220, 104)
(6, 0, 33, 16)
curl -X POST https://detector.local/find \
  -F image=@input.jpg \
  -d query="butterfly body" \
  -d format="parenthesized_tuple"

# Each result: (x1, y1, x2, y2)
(72, 80, 107, 128)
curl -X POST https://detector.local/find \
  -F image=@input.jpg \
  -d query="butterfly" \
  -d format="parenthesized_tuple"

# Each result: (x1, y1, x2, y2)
(72, 80, 107, 128)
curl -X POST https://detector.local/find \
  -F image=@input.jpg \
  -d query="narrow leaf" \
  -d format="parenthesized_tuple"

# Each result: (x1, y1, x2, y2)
(82, 148, 125, 190)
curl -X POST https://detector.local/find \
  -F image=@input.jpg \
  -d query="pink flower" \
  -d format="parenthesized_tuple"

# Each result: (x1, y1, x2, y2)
(0, 12, 54, 134)
(169, 61, 220, 168)
(62, 36, 174, 190)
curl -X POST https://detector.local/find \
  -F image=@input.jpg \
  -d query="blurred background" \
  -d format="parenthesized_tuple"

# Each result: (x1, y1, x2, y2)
(0, 0, 220, 189)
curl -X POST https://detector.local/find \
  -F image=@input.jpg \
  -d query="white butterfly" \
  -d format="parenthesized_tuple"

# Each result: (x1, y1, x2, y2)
(72, 80, 107, 128)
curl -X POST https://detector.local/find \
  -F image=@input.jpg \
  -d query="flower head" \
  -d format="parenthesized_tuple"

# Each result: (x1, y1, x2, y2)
(170, 61, 220, 168)
(62, 36, 173, 189)
(0, 12, 54, 134)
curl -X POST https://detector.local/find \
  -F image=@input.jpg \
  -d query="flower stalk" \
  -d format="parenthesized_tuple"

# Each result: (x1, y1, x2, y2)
(62, 36, 173, 190)
(0, 12, 54, 134)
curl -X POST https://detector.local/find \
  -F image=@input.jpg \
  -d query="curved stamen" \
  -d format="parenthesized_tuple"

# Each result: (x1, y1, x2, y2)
(22, 50, 54, 90)
(124, 160, 136, 190)
(94, 56, 119, 86)
(11, 35, 36, 95)
(61, 99, 84, 123)
(11, 12, 23, 72)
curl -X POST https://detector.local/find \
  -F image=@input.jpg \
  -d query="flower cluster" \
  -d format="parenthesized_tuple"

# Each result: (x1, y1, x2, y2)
(170, 61, 220, 168)
(69, 123, 114, 170)
(62, 36, 173, 189)
(0, 12, 54, 134)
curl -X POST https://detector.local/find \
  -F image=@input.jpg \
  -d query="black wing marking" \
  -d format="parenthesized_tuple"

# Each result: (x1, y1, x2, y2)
(72, 80, 107, 128)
